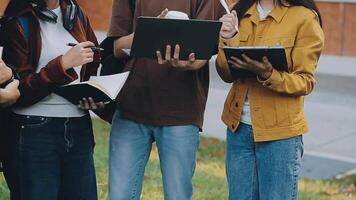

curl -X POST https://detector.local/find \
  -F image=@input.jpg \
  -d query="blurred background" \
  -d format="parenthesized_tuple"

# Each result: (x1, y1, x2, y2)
(1, 0, 356, 199)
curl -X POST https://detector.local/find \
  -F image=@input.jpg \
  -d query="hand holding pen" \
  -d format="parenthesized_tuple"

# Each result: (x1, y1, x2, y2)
(219, 0, 239, 32)
(66, 43, 104, 51)
(219, 0, 239, 39)
(219, 10, 239, 39)
(61, 41, 96, 70)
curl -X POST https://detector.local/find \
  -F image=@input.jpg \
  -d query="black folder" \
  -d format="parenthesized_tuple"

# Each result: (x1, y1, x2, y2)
(223, 46, 289, 79)
(131, 17, 222, 60)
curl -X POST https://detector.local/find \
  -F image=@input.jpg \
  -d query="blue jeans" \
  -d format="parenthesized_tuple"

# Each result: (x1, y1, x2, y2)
(11, 114, 97, 200)
(226, 123, 303, 200)
(109, 111, 200, 200)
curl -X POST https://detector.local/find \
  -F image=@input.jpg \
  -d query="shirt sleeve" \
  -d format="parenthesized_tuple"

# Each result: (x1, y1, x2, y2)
(259, 12, 325, 97)
(107, 0, 134, 38)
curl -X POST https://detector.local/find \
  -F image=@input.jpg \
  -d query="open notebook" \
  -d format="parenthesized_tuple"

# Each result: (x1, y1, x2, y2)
(54, 71, 130, 105)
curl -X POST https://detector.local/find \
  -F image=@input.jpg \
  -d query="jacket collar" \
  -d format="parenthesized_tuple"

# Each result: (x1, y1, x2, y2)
(15, 0, 70, 19)
(244, 1, 290, 24)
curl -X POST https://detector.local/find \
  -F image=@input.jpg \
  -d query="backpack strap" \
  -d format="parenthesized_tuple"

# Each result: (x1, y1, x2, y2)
(18, 7, 85, 43)
(128, 0, 136, 17)
(76, 6, 86, 26)
(18, 16, 30, 42)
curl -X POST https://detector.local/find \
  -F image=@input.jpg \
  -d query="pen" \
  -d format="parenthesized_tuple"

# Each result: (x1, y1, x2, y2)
(219, 0, 239, 32)
(66, 43, 104, 51)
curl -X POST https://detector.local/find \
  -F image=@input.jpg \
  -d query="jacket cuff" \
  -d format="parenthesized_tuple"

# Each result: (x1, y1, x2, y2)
(46, 56, 78, 85)
(257, 69, 283, 88)
(219, 32, 240, 47)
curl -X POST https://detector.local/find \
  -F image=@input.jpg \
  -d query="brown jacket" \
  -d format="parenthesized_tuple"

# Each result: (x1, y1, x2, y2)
(2, 0, 100, 108)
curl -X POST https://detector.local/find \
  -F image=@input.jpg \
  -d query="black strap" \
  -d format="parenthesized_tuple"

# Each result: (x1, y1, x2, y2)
(18, 7, 86, 43)
(128, 0, 136, 17)
(76, 3, 86, 26)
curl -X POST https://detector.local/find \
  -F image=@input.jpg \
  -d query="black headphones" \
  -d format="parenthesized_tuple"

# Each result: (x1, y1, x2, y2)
(32, 0, 78, 31)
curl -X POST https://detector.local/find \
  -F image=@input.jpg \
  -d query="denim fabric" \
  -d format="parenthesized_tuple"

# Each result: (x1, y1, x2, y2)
(9, 114, 97, 200)
(226, 123, 303, 200)
(109, 111, 200, 200)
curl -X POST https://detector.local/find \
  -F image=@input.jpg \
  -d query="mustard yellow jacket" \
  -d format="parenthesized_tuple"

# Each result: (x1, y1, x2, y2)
(216, 3, 325, 142)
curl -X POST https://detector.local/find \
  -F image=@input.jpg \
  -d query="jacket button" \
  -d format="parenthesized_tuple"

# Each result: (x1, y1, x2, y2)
(235, 102, 238, 107)
(232, 124, 235, 129)
(266, 83, 272, 87)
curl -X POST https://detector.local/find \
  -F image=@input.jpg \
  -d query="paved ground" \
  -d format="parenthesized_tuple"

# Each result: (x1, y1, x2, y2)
(95, 32, 356, 179)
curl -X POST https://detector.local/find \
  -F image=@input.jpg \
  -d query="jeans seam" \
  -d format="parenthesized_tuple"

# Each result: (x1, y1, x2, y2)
(252, 142, 258, 200)
(63, 118, 73, 152)
(130, 143, 151, 200)
(291, 137, 299, 200)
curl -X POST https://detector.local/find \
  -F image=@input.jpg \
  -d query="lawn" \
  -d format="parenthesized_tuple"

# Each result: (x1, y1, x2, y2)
(1, 119, 355, 199)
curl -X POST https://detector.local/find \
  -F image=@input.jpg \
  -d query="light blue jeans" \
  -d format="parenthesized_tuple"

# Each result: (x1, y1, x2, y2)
(109, 111, 200, 200)
(226, 123, 303, 200)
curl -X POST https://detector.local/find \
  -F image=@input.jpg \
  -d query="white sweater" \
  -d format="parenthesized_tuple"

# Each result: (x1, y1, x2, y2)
(14, 7, 85, 117)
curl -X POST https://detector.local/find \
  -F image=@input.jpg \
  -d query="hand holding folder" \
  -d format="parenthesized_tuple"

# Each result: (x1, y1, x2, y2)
(54, 72, 130, 107)
(223, 46, 288, 79)
(130, 17, 222, 60)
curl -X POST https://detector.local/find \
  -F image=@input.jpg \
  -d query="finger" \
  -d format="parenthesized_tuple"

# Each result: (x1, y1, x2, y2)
(262, 56, 272, 67)
(84, 52, 94, 58)
(231, 11, 239, 28)
(165, 45, 171, 61)
(241, 54, 253, 63)
(96, 102, 105, 109)
(188, 53, 196, 64)
(82, 98, 90, 110)
(241, 54, 265, 71)
(78, 100, 85, 109)
(173, 45, 180, 66)
(83, 48, 93, 54)
(230, 57, 245, 66)
(5, 80, 19, 90)
(223, 24, 234, 32)
(221, 18, 235, 28)
(231, 10, 238, 24)
(84, 58, 94, 64)
(156, 51, 165, 64)
(89, 97, 98, 110)
(226, 17, 236, 27)
(80, 41, 95, 48)
(158, 8, 169, 18)
(262, 56, 274, 72)
(228, 60, 243, 69)
(241, 54, 260, 66)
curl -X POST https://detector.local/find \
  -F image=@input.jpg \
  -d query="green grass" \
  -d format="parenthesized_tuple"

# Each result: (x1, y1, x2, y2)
(1, 119, 355, 199)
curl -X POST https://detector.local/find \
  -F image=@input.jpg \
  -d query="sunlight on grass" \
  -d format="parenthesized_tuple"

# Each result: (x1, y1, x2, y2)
(0, 119, 355, 200)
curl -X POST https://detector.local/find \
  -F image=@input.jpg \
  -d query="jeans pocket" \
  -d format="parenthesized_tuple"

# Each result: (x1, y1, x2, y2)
(19, 115, 52, 129)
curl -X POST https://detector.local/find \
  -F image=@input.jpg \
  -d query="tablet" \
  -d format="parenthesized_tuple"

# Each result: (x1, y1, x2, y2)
(131, 17, 222, 60)
(223, 46, 289, 79)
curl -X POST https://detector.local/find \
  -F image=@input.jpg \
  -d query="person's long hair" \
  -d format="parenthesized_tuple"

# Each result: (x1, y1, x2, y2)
(233, 0, 322, 26)
(4, 0, 47, 18)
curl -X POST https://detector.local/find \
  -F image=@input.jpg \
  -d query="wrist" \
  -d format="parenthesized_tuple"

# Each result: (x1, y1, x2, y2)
(221, 31, 238, 40)
(258, 68, 273, 81)
(60, 56, 70, 70)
